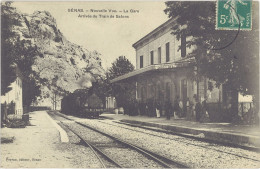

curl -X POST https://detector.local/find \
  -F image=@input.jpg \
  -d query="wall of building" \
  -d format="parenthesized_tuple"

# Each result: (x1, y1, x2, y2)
(135, 30, 194, 69)
(130, 19, 226, 120)
(136, 68, 196, 103)
(136, 30, 179, 69)
(106, 96, 116, 109)
(136, 70, 222, 106)
(1, 77, 23, 114)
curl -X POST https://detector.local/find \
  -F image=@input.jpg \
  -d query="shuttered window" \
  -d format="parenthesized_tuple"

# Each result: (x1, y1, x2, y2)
(158, 47, 161, 64)
(140, 55, 143, 68)
(150, 51, 154, 65)
(166, 42, 170, 62)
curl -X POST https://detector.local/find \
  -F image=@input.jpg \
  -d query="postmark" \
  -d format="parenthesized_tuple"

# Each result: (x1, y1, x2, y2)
(216, 0, 252, 30)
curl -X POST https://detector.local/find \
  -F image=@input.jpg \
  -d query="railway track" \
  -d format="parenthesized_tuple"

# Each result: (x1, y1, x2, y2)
(49, 112, 121, 168)
(48, 112, 118, 168)
(111, 120, 260, 152)
(50, 112, 260, 164)
(59, 121, 123, 168)
(75, 121, 188, 168)
(97, 120, 260, 163)
(50, 112, 189, 168)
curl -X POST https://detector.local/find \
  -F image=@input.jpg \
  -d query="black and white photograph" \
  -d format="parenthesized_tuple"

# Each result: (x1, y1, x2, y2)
(1, 0, 260, 168)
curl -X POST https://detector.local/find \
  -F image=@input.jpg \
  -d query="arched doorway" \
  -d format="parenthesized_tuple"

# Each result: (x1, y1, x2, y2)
(171, 82, 177, 103)
(166, 82, 171, 101)
(141, 86, 146, 102)
(156, 83, 160, 100)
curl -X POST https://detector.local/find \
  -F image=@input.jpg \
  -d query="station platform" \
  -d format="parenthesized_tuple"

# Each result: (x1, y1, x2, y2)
(1, 111, 81, 168)
(100, 113, 260, 150)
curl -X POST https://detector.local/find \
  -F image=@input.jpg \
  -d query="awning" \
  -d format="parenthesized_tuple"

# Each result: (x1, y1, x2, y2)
(111, 57, 195, 83)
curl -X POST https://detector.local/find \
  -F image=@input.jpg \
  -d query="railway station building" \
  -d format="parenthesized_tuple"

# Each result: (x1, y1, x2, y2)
(1, 65, 24, 116)
(111, 18, 250, 121)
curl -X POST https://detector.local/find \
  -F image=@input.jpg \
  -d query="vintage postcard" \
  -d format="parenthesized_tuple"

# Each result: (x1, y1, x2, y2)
(1, 1, 260, 168)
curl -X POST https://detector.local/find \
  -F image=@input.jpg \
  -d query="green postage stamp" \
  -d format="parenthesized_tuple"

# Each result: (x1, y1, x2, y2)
(216, 0, 252, 30)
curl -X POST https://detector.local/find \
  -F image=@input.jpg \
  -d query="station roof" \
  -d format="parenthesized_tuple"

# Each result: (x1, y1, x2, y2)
(111, 57, 195, 83)
(132, 18, 177, 49)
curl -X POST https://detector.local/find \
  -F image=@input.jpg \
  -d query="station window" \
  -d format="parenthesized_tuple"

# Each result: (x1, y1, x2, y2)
(166, 42, 170, 62)
(150, 51, 154, 65)
(158, 47, 161, 64)
(140, 55, 143, 68)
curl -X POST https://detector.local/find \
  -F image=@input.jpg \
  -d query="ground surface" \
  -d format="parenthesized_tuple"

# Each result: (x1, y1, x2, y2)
(0, 111, 99, 168)
(1, 111, 260, 168)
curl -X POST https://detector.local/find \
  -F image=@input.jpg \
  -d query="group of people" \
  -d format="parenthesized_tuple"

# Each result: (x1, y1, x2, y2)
(137, 94, 209, 122)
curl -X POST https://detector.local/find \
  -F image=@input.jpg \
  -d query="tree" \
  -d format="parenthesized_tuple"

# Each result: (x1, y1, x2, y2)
(108, 56, 135, 79)
(1, 2, 41, 109)
(108, 56, 135, 114)
(1, 2, 21, 95)
(87, 78, 109, 102)
(22, 74, 41, 109)
(164, 1, 259, 115)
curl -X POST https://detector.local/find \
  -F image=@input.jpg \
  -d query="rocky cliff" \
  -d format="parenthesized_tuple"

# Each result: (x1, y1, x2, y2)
(12, 10, 105, 93)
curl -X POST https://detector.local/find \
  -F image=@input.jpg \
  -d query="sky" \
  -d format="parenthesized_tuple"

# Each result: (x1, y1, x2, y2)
(13, 1, 169, 70)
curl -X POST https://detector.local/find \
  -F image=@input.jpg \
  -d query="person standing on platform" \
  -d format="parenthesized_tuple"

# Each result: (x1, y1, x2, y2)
(200, 99, 210, 122)
(186, 98, 191, 120)
(137, 101, 141, 116)
(165, 100, 172, 120)
(173, 96, 180, 119)
(179, 99, 183, 117)
(145, 103, 148, 116)
(155, 100, 161, 118)
(195, 98, 202, 122)
(192, 94, 197, 120)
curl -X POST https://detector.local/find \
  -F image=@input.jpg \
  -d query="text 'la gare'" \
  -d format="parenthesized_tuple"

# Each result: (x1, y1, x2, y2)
(68, 8, 139, 13)
(123, 9, 139, 13)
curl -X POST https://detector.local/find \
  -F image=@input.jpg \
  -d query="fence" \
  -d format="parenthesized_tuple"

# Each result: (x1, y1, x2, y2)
(1, 102, 16, 126)
(238, 102, 258, 124)
(238, 102, 253, 116)
(207, 102, 224, 122)
(1, 102, 16, 119)
(28, 106, 52, 112)
(206, 101, 258, 124)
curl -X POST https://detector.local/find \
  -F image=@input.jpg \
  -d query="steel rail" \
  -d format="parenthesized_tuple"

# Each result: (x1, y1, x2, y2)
(113, 120, 260, 154)
(76, 121, 189, 168)
(59, 121, 123, 168)
(53, 111, 260, 167)
(53, 111, 189, 168)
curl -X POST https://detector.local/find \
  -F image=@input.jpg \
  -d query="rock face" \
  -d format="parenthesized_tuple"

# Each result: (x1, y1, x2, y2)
(13, 10, 105, 93)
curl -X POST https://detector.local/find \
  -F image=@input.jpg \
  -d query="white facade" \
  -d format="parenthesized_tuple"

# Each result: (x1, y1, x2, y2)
(112, 18, 244, 121)
(134, 19, 193, 70)
(1, 77, 23, 114)
(136, 31, 180, 69)
(130, 18, 223, 105)
(106, 96, 116, 109)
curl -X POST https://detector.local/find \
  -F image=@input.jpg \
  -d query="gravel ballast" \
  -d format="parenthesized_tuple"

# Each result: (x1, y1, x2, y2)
(65, 121, 164, 168)
(77, 118, 260, 168)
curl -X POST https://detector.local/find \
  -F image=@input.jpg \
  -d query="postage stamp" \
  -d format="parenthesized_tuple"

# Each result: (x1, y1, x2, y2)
(216, 0, 252, 30)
